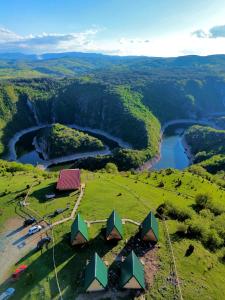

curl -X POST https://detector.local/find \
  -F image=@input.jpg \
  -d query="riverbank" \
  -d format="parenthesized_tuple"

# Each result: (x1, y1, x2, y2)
(143, 117, 223, 171)
(6, 116, 224, 171)
(7, 123, 130, 169)
(181, 135, 194, 165)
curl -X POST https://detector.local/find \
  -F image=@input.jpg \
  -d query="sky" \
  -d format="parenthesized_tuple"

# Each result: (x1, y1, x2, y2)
(1, 0, 225, 56)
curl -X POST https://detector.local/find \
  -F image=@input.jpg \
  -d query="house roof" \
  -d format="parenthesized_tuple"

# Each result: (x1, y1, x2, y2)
(56, 169, 80, 190)
(71, 214, 89, 242)
(84, 253, 108, 290)
(141, 211, 159, 241)
(106, 210, 123, 238)
(120, 251, 145, 289)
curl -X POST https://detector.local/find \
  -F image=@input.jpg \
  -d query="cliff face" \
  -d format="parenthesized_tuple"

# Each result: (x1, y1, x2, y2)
(0, 76, 225, 167)
(142, 78, 225, 123)
(0, 80, 160, 166)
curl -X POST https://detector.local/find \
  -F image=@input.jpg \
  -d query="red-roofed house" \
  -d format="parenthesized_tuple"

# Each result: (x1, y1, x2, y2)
(56, 169, 81, 191)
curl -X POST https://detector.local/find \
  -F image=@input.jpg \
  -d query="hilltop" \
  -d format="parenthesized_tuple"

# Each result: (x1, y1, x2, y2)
(36, 124, 105, 159)
(0, 160, 225, 299)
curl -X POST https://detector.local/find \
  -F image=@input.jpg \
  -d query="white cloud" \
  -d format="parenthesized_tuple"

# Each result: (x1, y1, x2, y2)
(192, 24, 225, 39)
(0, 27, 99, 53)
(1, 25, 225, 57)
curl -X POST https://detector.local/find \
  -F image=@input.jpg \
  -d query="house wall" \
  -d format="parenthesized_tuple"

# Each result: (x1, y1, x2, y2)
(87, 279, 103, 292)
(107, 227, 121, 240)
(124, 276, 141, 289)
(143, 229, 157, 241)
(71, 232, 86, 245)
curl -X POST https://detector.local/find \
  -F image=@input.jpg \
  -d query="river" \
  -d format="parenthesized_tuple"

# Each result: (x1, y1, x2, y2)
(153, 126, 190, 170)
(8, 118, 221, 170)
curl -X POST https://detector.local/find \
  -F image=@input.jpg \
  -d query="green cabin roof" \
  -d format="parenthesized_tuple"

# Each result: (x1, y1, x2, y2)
(120, 251, 145, 289)
(141, 211, 159, 241)
(106, 210, 123, 238)
(84, 252, 108, 290)
(71, 213, 89, 242)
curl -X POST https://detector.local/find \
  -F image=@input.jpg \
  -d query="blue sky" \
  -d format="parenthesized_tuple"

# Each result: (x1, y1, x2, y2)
(1, 0, 225, 56)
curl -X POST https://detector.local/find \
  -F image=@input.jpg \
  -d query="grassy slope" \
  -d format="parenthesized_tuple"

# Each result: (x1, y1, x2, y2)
(0, 164, 225, 299)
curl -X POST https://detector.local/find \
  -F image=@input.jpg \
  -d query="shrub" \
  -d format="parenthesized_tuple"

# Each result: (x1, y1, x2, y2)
(206, 201, 225, 216)
(186, 217, 209, 240)
(195, 193, 212, 210)
(211, 214, 225, 240)
(158, 181, 164, 187)
(203, 229, 224, 251)
(160, 201, 193, 221)
(105, 162, 118, 173)
(199, 209, 214, 220)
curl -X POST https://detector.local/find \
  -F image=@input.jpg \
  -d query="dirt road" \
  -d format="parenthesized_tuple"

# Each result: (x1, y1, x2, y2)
(0, 217, 48, 283)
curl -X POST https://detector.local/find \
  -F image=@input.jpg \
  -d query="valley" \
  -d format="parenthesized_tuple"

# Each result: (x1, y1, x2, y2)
(0, 52, 224, 300)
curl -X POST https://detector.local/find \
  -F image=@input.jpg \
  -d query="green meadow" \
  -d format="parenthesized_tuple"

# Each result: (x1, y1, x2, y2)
(0, 165, 225, 299)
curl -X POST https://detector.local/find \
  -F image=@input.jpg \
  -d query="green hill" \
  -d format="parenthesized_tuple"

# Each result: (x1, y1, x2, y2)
(36, 124, 105, 159)
(184, 125, 225, 173)
(0, 160, 225, 299)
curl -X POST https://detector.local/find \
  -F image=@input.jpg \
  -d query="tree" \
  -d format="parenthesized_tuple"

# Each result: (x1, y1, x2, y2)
(195, 193, 212, 210)
(105, 163, 118, 173)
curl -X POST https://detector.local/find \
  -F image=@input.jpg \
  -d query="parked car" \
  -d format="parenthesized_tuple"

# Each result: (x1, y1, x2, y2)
(36, 236, 51, 250)
(12, 265, 27, 279)
(28, 225, 42, 235)
(23, 217, 36, 227)
(0, 288, 15, 300)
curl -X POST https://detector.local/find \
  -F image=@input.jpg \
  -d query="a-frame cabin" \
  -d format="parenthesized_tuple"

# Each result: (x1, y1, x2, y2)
(71, 214, 89, 245)
(84, 253, 108, 292)
(120, 251, 145, 289)
(141, 211, 159, 242)
(106, 210, 123, 240)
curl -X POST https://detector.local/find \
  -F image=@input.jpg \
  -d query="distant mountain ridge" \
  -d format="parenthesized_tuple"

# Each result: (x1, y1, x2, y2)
(1, 51, 225, 65)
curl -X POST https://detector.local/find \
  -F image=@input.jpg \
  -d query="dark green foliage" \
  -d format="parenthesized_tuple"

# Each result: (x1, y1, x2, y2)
(37, 124, 104, 159)
(105, 162, 118, 173)
(195, 193, 225, 215)
(195, 193, 213, 210)
(185, 125, 225, 174)
(158, 201, 193, 221)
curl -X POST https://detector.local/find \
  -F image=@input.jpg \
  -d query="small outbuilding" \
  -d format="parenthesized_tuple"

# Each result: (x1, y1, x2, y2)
(56, 169, 80, 191)
(120, 251, 145, 289)
(106, 210, 123, 240)
(141, 211, 159, 242)
(71, 214, 89, 245)
(84, 253, 108, 292)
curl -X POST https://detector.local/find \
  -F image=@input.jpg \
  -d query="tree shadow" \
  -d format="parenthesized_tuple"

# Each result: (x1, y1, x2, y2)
(31, 183, 77, 203)
(1, 228, 117, 299)
(12, 233, 31, 246)
(6, 226, 24, 238)
(31, 183, 56, 203)
(170, 232, 185, 243)
(109, 229, 156, 292)
(55, 228, 118, 299)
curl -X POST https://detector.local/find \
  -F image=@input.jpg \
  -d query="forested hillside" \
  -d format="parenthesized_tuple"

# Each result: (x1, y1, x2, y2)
(0, 53, 225, 169)
(36, 124, 105, 159)
(185, 125, 225, 173)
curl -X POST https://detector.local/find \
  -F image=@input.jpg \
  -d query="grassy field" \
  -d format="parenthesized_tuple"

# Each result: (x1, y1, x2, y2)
(0, 168, 225, 299)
